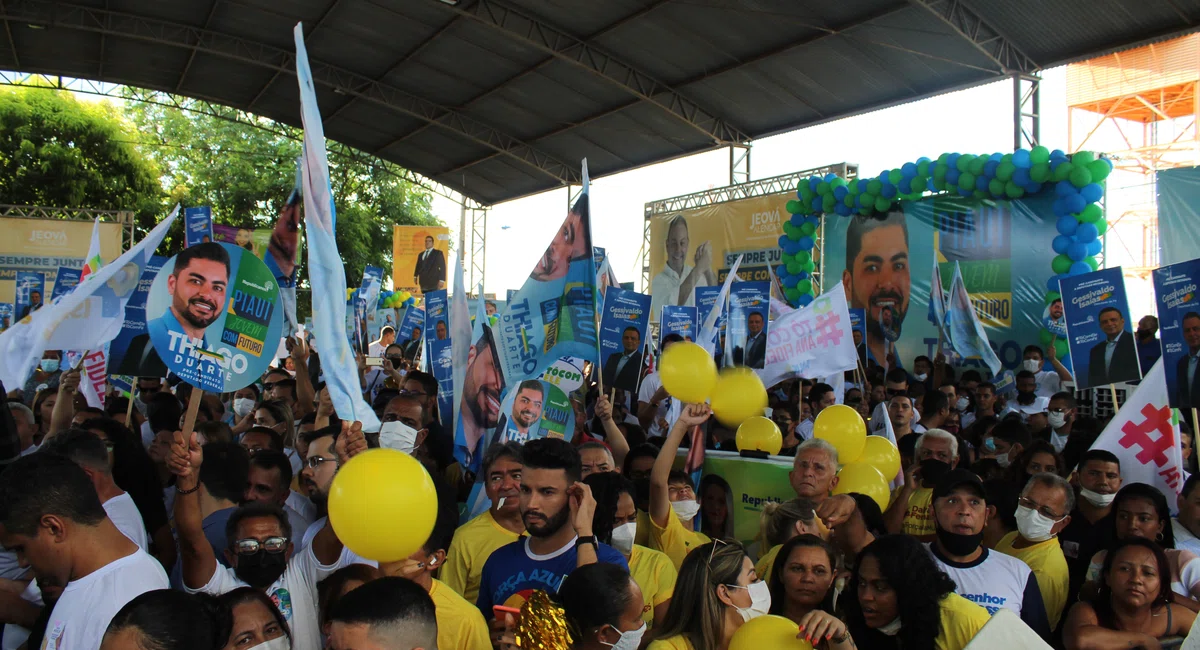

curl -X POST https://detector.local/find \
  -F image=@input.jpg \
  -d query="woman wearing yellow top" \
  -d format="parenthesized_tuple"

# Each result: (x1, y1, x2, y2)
(585, 470, 677, 628)
(844, 535, 991, 650)
(755, 498, 821, 583)
(649, 404, 713, 570)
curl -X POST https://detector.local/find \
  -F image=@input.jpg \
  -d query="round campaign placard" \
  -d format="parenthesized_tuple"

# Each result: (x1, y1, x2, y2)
(494, 379, 575, 445)
(146, 242, 283, 393)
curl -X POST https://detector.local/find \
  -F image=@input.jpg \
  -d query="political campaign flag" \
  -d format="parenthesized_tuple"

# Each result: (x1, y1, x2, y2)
(660, 305, 697, 347)
(264, 166, 303, 336)
(728, 281, 770, 369)
(51, 267, 82, 301)
(929, 259, 948, 335)
(1059, 266, 1141, 389)
(79, 218, 103, 283)
(0, 206, 179, 390)
(598, 288, 651, 393)
(946, 261, 1003, 375)
(184, 207, 214, 247)
(448, 253, 473, 440)
(758, 281, 858, 388)
(293, 24, 379, 431)
(1151, 259, 1200, 410)
(1089, 360, 1184, 507)
(698, 255, 742, 359)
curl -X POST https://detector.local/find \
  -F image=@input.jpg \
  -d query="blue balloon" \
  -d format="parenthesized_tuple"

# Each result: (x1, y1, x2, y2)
(1052, 235, 1071, 254)
(811, 197, 823, 212)
(1050, 159, 1064, 172)
(798, 294, 814, 307)
(856, 178, 869, 193)
(1012, 168, 1032, 186)
(927, 178, 939, 192)
(1080, 183, 1103, 203)
(1057, 215, 1079, 236)
(777, 264, 789, 277)
(990, 152, 1004, 162)
(1075, 222, 1099, 243)
(778, 235, 790, 249)
(1055, 180, 1077, 198)
(983, 160, 999, 177)
(824, 173, 837, 183)
(946, 169, 961, 185)
(946, 153, 961, 168)
(1051, 149, 1066, 159)
(901, 162, 918, 177)
(809, 177, 821, 192)
(798, 236, 815, 250)
(790, 213, 805, 226)
(1025, 182, 1043, 194)
(878, 170, 890, 182)
(806, 216, 821, 229)
(975, 175, 989, 191)
(1013, 149, 1032, 168)
(834, 203, 852, 217)
(1052, 199, 1069, 218)
(1086, 240, 1102, 256)
(1069, 261, 1092, 275)
(796, 271, 809, 281)
(881, 184, 898, 199)
(782, 274, 799, 288)
(958, 186, 973, 197)
(833, 186, 848, 201)
(1047, 274, 1065, 292)
(1067, 241, 1088, 262)
(1065, 194, 1087, 214)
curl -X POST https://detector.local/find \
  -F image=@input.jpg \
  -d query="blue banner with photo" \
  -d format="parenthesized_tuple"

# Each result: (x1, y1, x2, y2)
(14, 270, 44, 318)
(1059, 266, 1141, 389)
(106, 255, 167, 377)
(1153, 258, 1200, 409)
(51, 267, 82, 301)
(660, 305, 697, 347)
(428, 337, 454, 429)
(184, 206, 214, 247)
(696, 285, 726, 363)
(598, 288, 650, 393)
(423, 289, 449, 348)
(727, 281, 770, 369)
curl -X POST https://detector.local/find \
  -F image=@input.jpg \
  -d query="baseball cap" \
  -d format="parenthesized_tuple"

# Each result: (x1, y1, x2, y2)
(932, 468, 985, 501)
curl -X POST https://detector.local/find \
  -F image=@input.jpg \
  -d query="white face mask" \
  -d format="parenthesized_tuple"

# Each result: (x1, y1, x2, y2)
(877, 617, 903, 636)
(600, 621, 646, 650)
(1048, 412, 1068, 430)
(233, 397, 256, 419)
(955, 397, 970, 412)
(728, 580, 772, 622)
(247, 637, 291, 650)
(379, 420, 421, 454)
(1079, 488, 1116, 508)
(610, 521, 636, 555)
(913, 373, 928, 382)
(995, 451, 1012, 468)
(1022, 359, 1042, 373)
(671, 500, 700, 522)
(1015, 505, 1062, 542)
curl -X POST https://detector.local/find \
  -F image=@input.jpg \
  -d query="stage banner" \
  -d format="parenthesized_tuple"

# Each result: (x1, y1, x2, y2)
(647, 194, 788, 323)
(423, 289, 449, 345)
(822, 194, 1060, 375)
(14, 270, 43, 317)
(728, 281, 770, 369)
(700, 451, 794, 546)
(51, 267, 81, 301)
(598, 288, 650, 393)
(1152, 258, 1200, 409)
(429, 337, 454, 428)
(394, 225, 450, 296)
(108, 255, 167, 377)
(660, 305, 697, 346)
(0, 217, 123, 305)
(184, 207, 214, 247)
(1059, 267, 1142, 389)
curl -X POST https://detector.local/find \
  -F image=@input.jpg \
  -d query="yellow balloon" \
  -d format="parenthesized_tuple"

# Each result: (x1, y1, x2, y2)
(735, 416, 782, 455)
(730, 614, 813, 650)
(813, 404, 867, 463)
(658, 341, 717, 404)
(832, 462, 890, 511)
(859, 435, 901, 481)
(328, 449, 438, 562)
(710, 366, 768, 427)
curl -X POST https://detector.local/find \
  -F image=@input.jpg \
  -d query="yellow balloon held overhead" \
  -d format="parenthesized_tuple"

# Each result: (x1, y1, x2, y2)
(833, 462, 890, 511)
(328, 448, 438, 563)
(729, 614, 813, 650)
(735, 416, 782, 455)
(813, 404, 867, 463)
(658, 341, 717, 404)
(710, 366, 768, 427)
(859, 435, 901, 480)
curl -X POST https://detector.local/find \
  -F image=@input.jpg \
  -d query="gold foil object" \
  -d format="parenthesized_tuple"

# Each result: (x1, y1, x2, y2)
(515, 590, 573, 650)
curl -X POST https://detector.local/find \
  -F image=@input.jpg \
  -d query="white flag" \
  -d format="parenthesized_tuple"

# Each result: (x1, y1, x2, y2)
(76, 219, 107, 407)
(1089, 360, 1184, 507)
(0, 207, 179, 390)
(757, 281, 858, 387)
(698, 255, 742, 357)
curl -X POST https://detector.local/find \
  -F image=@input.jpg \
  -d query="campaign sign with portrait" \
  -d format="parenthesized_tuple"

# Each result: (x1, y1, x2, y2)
(728, 281, 770, 369)
(428, 337, 454, 428)
(494, 378, 575, 445)
(696, 285, 727, 357)
(184, 207, 213, 247)
(0, 303, 11, 331)
(14, 270, 44, 318)
(397, 306, 425, 361)
(660, 305, 697, 347)
(51, 267, 81, 301)
(1058, 267, 1141, 390)
(145, 242, 283, 392)
(107, 256, 167, 377)
(1153, 258, 1200, 409)
(849, 308, 868, 368)
(423, 289, 449, 346)
(598, 288, 650, 393)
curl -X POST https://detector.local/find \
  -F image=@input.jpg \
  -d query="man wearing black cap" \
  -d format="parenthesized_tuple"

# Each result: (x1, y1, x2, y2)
(927, 468, 1052, 642)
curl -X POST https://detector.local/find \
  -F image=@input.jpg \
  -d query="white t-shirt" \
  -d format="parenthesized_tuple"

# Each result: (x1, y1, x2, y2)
(926, 544, 1039, 618)
(638, 372, 680, 439)
(0, 578, 41, 650)
(104, 492, 148, 551)
(287, 491, 318, 524)
(649, 264, 696, 324)
(41, 549, 168, 650)
(299, 518, 377, 568)
(185, 543, 368, 650)
(284, 447, 303, 476)
(1035, 370, 1061, 398)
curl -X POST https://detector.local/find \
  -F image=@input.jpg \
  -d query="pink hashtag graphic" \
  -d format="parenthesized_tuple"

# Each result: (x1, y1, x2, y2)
(1118, 404, 1176, 467)
(814, 313, 843, 346)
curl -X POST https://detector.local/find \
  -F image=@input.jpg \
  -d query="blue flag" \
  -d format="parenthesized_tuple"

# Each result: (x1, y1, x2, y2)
(946, 261, 1002, 375)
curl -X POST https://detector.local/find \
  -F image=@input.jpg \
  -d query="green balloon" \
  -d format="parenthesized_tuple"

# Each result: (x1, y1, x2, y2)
(1095, 218, 1108, 236)
(1002, 153, 1013, 162)
(797, 280, 812, 294)
(1005, 182, 1024, 199)
(874, 197, 892, 212)
(1051, 254, 1072, 275)
(785, 286, 801, 301)
(787, 261, 802, 275)
(841, 194, 853, 208)
(800, 222, 816, 237)
(867, 179, 883, 195)
(1053, 161, 1074, 182)
(1078, 204, 1102, 223)
(996, 162, 1015, 182)
(822, 195, 836, 212)
(1039, 328, 1053, 346)
(1031, 145, 1050, 165)
(937, 153, 951, 165)
(917, 161, 930, 176)
(989, 179, 1006, 195)
(801, 260, 815, 273)
(956, 154, 975, 173)
(1030, 162, 1051, 183)
(817, 181, 831, 196)
(968, 157, 986, 176)
(909, 177, 925, 193)
(847, 181, 860, 195)
(1089, 159, 1112, 182)
(958, 172, 975, 190)
(858, 206, 873, 216)
(888, 169, 902, 185)
(933, 165, 948, 181)
(785, 200, 800, 214)
(1045, 291, 1061, 305)
(781, 252, 795, 265)
(796, 251, 811, 265)
(1085, 256, 1099, 271)
(1070, 166, 1093, 188)
(831, 177, 848, 189)
(974, 189, 988, 199)
(1054, 338, 1069, 359)
(1072, 151, 1095, 167)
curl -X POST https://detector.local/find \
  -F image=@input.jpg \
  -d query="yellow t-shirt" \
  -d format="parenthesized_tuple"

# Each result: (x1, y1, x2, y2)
(647, 635, 695, 650)
(636, 509, 652, 548)
(901, 487, 936, 537)
(629, 544, 677, 626)
(649, 508, 712, 570)
(994, 531, 1070, 629)
(756, 544, 782, 584)
(429, 579, 491, 650)
(441, 510, 522, 604)
(936, 592, 992, 650)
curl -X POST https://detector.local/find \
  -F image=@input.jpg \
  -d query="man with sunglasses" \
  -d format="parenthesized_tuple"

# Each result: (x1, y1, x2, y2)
(172, 420, 371, 650)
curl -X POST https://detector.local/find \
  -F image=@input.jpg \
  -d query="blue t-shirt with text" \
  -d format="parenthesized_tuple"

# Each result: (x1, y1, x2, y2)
(476, 537, 628, 616)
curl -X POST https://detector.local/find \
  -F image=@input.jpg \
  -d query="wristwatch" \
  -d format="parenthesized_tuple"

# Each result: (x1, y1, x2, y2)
(575, 536, 598, 550)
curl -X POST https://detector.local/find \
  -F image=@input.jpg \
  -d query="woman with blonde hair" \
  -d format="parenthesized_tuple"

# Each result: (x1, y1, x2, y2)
(755, 497, 821, 582)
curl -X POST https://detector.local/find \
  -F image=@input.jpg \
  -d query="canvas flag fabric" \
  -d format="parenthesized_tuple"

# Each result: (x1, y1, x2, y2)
(946, 261, 1003, 375)
(928, 257, 948, 334)
(74, 222, 108, 407)
(0, 207, 179, 390)
(293, 23, 379, 432)
(697, 255, 743, 358)
(757, 281, 858, 388)
(1088, 359, 1184, 507)
(78, 218, 103, 283)
(448, 254, 472, 437)
(264, 165, 303, 337)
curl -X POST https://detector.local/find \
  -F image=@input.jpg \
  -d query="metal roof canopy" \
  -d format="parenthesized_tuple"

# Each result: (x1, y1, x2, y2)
(0, 0, 1198, 207)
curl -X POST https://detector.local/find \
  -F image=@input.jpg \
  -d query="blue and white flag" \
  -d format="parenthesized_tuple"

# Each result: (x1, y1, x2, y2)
(698, 255, 742, 358)
(293, 23, 379, 431)
(929, 258, 948, 335)
(946, 261, 1003, 375)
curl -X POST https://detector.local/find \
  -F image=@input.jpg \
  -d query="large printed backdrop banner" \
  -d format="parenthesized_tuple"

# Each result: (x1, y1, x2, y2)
(393, 225, 450, 296)
(647, 194, 788, 323)
(0, 217, 123, 305)
(821, 194, 1060, 374)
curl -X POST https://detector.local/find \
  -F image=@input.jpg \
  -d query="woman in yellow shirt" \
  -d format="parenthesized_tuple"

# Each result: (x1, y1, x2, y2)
(843, 535, 991, 650)
(649, 405, 713, 570)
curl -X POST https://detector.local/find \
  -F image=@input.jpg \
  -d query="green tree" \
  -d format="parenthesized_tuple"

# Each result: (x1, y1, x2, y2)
(0, 88, 163, 218)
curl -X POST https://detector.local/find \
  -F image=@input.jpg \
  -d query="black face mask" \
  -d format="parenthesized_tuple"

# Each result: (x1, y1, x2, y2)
(1137, 329, 1153, 341)
(235, 550, 288, 589)
(935, 525, 983, 557)
(920, 458, 951, 484)
(1016, 389, 1036, 405)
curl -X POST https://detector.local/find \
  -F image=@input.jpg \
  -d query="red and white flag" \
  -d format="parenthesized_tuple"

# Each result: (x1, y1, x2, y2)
(1089, 360, 1184, 504)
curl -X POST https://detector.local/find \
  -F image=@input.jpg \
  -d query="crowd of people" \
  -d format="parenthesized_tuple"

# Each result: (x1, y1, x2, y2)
(0, 315, 1195, 650)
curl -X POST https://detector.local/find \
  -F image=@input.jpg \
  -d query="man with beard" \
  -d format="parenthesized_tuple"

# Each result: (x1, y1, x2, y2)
(457, 330, 505, 474)
(926, 469, 1051, 641)
(884, 428, 958, 541)
(173, 421, 371, 650)
(842, 210, 910, 367)
(531, 194, 592, 283)
(146, 243, 230, 382)
(475, 438, 626, 621)
(498, 380, 543, 444)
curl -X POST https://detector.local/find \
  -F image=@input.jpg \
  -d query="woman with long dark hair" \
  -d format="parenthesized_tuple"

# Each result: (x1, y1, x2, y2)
(101, 589, 231, 650)
(843, 535, 990, 650)
(768, 534, 849, 647)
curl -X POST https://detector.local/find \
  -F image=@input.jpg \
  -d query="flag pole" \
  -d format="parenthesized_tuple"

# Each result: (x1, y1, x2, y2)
(1110, 384, 1119, 412)
(181, 388, 203, 441)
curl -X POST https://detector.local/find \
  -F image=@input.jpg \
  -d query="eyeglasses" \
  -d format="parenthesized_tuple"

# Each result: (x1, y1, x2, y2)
(398, 389, 427, 397)
(234, 536, 289, 554)
(262, 382, 278, 391)
(305, 455, 337, 469)
(1018, 496, 1064, 520)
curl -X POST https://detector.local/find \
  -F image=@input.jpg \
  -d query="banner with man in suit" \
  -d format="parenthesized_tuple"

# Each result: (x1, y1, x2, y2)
(1060, 267, 1142, 389)
(1153, 258, 1200, 412)
(599, 288, 650, 393)
(394, 226, 449, 296)
(728, 281, 770, 369)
